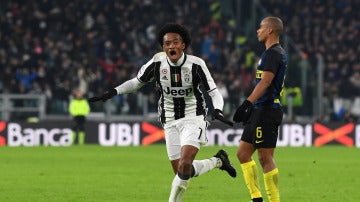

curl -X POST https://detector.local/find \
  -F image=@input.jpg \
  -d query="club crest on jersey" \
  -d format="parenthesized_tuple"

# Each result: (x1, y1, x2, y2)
(183, 71, 191, 83)
(172, 74, 180, 82)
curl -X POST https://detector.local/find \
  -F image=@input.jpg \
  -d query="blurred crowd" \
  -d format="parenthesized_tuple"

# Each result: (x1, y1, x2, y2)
(0, 0, 359, 122)
(260, 0, 360, 121)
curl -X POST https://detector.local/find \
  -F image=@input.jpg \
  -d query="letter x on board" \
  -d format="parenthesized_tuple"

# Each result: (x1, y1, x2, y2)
(314, 123, 354, 147)
(141, 122, 165, 145)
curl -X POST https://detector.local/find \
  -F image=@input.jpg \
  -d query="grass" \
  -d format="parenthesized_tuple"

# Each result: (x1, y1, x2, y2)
(0, 145, 359, 202)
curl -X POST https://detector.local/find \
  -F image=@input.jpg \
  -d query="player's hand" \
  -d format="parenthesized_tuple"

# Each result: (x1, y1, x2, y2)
(212, 109, 234, 127)
(88, 89, 117, 102)
(233, 100, 253, 123)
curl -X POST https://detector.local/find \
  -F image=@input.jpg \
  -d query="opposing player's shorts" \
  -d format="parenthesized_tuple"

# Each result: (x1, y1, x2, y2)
(164, 115, 208, 160)
(241, 107, 283, 148)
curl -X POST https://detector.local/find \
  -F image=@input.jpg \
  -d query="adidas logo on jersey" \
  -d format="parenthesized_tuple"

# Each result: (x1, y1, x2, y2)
(162, 76, 168, 80)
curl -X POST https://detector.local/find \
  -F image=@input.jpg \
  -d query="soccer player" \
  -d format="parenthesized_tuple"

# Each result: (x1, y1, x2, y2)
(233, 17, 286, 202)
(89, 23, 236, 202)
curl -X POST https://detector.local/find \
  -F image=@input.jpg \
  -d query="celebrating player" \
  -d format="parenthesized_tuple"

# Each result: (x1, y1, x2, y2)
(89, 23, 236, 202)
(233, 17, 287, 202)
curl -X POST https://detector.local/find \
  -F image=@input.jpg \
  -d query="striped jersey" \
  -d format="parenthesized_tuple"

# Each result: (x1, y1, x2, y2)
(136, 52, 218, 124)
(255, 43, 287, 109)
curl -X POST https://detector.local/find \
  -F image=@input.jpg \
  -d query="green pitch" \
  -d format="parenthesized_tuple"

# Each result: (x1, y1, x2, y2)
(0, 145, 359, 201)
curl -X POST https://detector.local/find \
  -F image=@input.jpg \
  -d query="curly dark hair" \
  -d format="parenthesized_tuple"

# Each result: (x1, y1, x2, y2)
(157, 23, 191, 49)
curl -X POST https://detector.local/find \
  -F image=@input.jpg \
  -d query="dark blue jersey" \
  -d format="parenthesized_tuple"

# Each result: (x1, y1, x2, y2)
(254, 43, 287, 109)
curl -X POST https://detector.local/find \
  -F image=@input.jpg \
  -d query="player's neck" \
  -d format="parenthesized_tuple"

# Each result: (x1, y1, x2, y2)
(265, 38, 279, 50)
(167, 53, 185, 67)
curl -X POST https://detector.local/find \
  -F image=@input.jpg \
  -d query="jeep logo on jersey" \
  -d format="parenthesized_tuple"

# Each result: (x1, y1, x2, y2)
(163, 86, 193, 97)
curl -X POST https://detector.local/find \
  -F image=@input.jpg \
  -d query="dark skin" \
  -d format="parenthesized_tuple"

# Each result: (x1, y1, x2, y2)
(237, 17, 279, 173)
(162, 32, 198, 176)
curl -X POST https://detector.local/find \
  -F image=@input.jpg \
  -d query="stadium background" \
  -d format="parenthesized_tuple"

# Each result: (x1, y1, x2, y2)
(0, 0, 359, 147)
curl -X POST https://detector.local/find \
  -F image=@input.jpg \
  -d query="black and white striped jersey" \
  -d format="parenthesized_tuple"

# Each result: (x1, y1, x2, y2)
(136, 52, 222, 124)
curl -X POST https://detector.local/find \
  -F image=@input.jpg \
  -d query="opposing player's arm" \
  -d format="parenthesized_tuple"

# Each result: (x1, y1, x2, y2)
(233, 70, 274, 124)
(247, 71, 274, 103)
(248, 49, 278, 103)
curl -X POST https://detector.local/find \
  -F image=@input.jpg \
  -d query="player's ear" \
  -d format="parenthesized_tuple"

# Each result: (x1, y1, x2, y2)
(181, 42, 186, 50)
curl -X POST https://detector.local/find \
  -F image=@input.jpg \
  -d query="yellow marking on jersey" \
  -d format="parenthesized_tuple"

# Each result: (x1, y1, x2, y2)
(256, 70, 263, 79)
(280, 75, 286, 96)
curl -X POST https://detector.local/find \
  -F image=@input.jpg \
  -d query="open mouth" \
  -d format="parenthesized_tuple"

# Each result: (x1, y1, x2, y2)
(170, 50, 176, 56)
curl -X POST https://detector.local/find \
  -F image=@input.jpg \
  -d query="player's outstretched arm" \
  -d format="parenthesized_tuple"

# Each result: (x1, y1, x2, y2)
(88, 78, 145, 103)
(88, 89, 117, 102)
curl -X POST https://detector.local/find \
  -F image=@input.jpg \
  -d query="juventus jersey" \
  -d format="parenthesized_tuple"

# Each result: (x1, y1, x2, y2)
(136, 52, 220, 124)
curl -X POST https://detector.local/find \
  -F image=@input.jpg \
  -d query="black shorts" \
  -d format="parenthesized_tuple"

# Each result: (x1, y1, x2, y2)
(241, 107, 283, 148)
